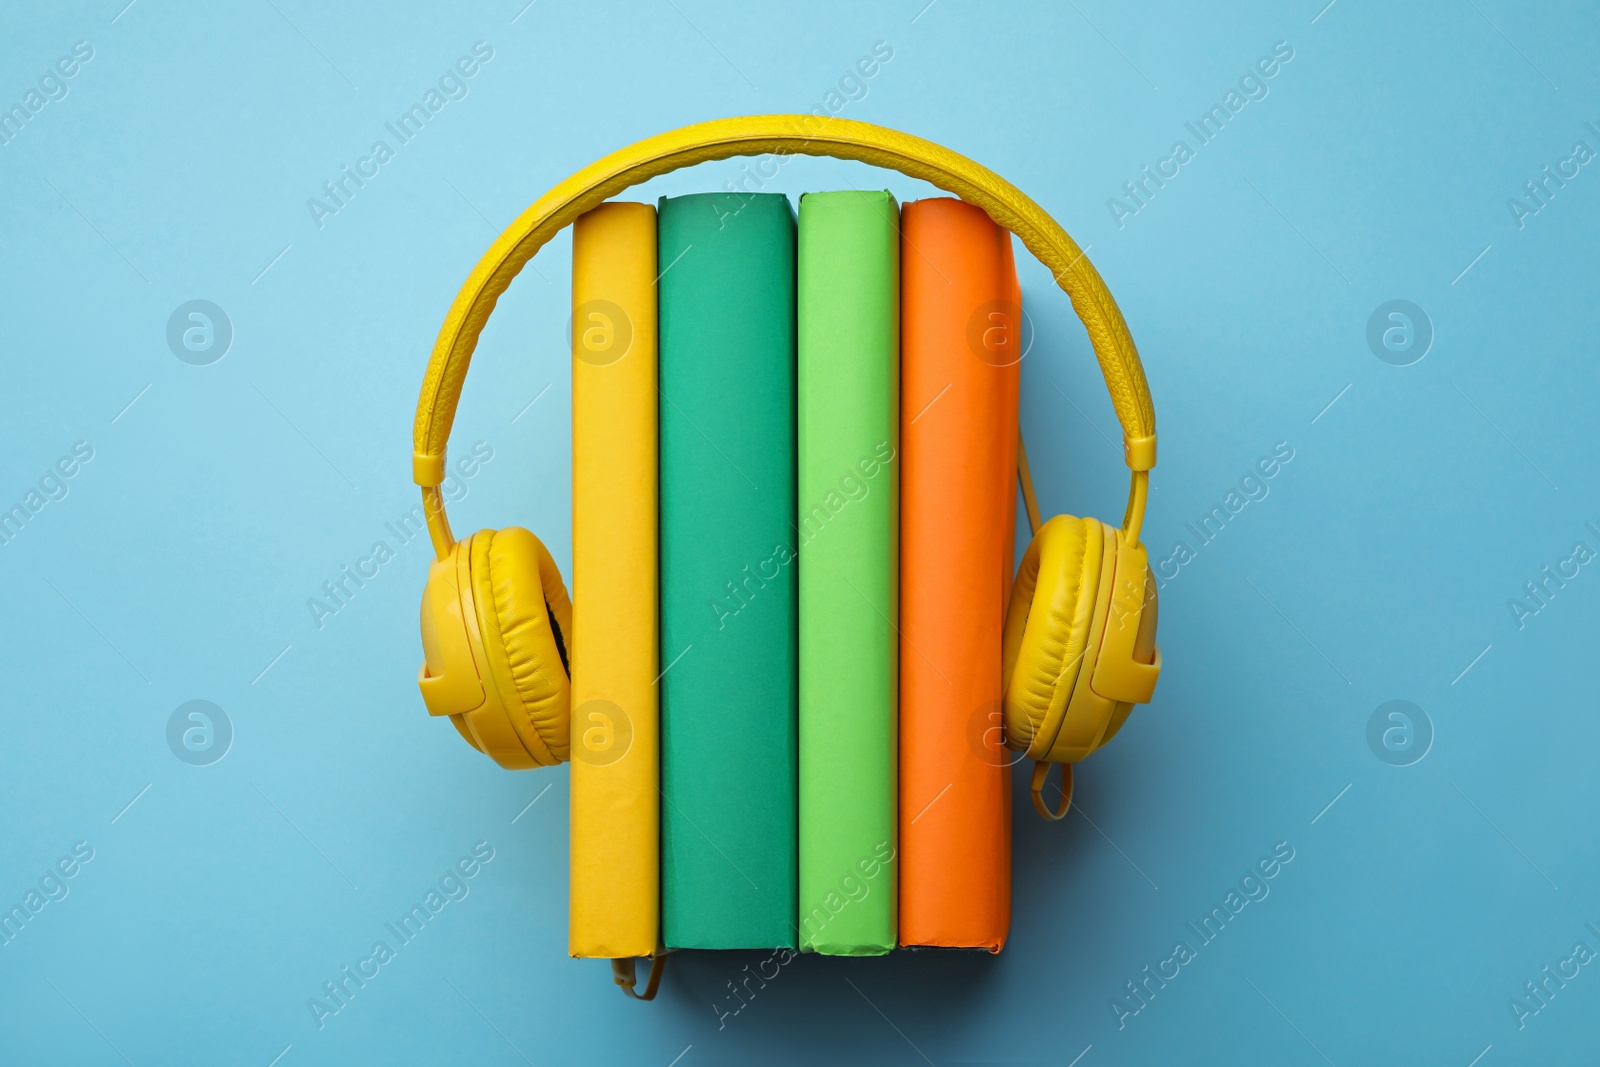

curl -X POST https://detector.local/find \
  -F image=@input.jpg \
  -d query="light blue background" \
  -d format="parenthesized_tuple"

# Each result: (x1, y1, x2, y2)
(2, 1, 1596, 1063)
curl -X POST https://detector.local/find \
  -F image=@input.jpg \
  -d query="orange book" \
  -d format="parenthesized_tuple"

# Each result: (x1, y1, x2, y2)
(898, 198, 1021, 950)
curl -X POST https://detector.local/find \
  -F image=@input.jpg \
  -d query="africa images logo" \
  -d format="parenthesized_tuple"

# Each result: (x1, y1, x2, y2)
(1106, 41, 1296, 229)
(1110, 841, 1296, 1029)
(306, 42, 494, 230)
(306, 842, 495, 1030)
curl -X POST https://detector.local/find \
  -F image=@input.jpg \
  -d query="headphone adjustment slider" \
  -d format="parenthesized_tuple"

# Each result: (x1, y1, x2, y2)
(1122, 433, 1156, 472)
(413, 449, 446, 487)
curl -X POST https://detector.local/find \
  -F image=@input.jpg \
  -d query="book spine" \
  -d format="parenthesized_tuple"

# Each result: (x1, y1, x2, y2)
(797, 190, 900, 955)
(898, 198, 1020, 950)
(569, 202, 659, 959)
(659, 193, 798, 949)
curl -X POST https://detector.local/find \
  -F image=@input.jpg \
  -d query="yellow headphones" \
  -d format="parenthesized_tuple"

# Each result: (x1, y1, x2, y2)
(412, 114, 1161, 832)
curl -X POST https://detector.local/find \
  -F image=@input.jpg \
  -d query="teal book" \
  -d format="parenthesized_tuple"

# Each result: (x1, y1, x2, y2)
(796, 190, 900, 955)
(658, 193, 798, 949)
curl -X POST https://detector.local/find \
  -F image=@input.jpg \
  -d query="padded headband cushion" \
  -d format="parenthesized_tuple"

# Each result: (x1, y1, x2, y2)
(473, 527, 572, 763)
(413, 116, 1155, 487)
(1001, 515, 1100, 757)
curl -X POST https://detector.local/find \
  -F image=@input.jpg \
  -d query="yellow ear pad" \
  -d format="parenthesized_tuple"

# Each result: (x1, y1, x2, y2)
(469, 526, 573, 767)
(1001, 515, 1102, 760)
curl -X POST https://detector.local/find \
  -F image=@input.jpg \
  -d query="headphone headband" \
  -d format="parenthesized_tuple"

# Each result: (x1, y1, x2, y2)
(413, 115, 1157, 553)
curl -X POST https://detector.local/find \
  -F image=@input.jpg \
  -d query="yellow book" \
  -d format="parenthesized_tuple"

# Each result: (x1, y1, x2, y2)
(569, 202, 659, 958)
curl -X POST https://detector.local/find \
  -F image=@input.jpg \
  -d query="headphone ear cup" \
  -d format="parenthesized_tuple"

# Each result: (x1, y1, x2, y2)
(1001, 515, 1101, 759)
(471, 527, 573, 765)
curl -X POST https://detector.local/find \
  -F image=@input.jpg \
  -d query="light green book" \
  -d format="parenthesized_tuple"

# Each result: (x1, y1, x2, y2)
(796, 190, 900, 955)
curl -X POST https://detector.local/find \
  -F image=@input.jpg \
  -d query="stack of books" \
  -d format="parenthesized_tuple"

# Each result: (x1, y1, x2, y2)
(569, 190, 1021, 957)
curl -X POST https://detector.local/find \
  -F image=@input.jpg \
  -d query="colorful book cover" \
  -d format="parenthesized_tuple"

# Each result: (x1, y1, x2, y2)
(898, 197, 1021, 951)
(796, 190, 900, 955)
(569, 201, 659, 960)
(659, 193, 799, 949)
